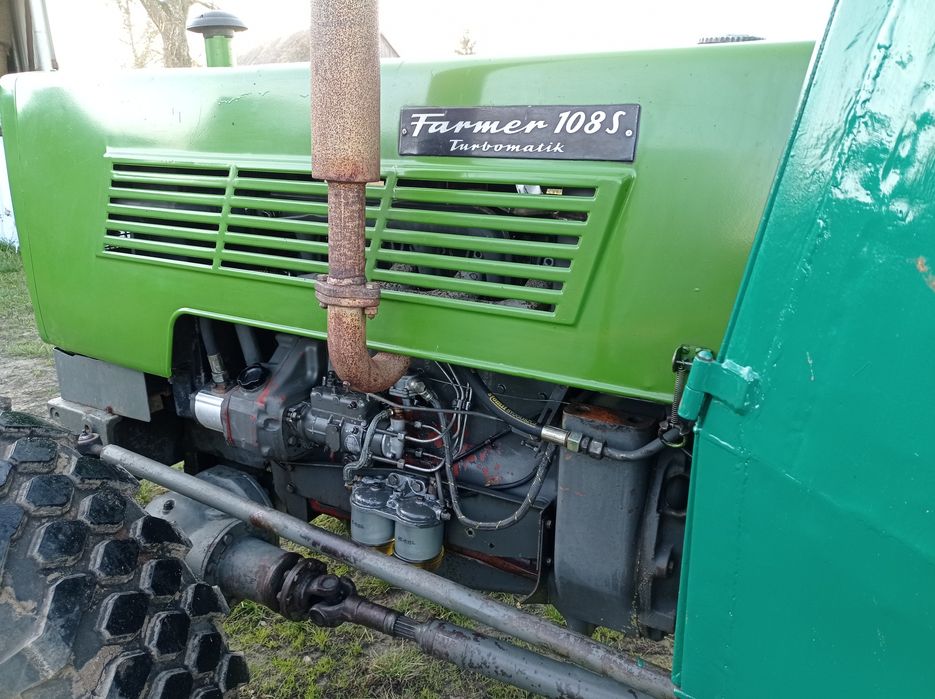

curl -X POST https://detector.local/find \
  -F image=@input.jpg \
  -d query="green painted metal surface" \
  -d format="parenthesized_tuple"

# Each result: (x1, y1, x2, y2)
(674, 1, 935, 695)
(203, 35, 235, 68)
(676, 349, 757, 422)
(1, 43, 812, 401)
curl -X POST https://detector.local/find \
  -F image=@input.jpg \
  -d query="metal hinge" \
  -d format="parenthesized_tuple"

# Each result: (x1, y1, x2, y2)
(676, 349, 759, 422)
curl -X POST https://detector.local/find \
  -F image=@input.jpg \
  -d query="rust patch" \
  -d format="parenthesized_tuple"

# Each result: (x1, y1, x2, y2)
(916, 256, 935, 291)
(248, 511, 276, 533)
(445, 543, 537, 579)
(483, 462, 503, 487)
(309, 498, 350, 521)
(564, 403, 652, 428)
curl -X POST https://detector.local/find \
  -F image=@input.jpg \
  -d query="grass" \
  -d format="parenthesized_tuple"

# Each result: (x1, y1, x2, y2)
(225, 592, 535, 699)
(0, 242, 51, 360)
(1, 243, 673, 697)
(0, 241, 19, 272)
(0, 243, 27, 320)
(225, 517, 672, 699)
(223, 521, 523, 699)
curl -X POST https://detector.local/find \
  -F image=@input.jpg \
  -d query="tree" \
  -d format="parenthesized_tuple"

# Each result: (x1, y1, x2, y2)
(454, 30, 476, 56)
(113, 0, 160, 68)
(137, 0, 215, 68)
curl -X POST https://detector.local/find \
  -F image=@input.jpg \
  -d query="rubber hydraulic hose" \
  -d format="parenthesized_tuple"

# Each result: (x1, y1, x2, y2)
(199, 317, 220, 356)
(199, 317, 228, 385)
(603, 428, 682, 462)
(453, 366, 542, 439)
(234, 324, 262, 366)
(457, 444, 555, 531)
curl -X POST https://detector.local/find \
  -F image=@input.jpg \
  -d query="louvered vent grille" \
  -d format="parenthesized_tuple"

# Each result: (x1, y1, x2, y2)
(376, 179, 590, 314)
(220, 169, 379, 278)
(101, 155, 623, 324)
(104, 162, 227, 267)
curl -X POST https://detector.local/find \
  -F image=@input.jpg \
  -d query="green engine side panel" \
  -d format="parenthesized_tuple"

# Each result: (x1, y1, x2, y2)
(1, 43, 812, 401)
(675, 1, 935, 696)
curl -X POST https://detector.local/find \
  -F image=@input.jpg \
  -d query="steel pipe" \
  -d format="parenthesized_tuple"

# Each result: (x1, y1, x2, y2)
(412, 619, 649, 699)
(311, 0, 409, 392)
(310, 0, 380, 183)
(101, 445, 676, 699)
(337, 595, 649, 699)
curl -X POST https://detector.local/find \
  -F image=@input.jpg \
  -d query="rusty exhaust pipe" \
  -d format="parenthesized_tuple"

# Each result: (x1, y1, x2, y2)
(311, 0, 409, 392)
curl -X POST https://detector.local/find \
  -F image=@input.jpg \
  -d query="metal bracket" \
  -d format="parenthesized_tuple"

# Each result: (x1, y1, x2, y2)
(47, 396, 122, 442)
(676, 350, 758, 422)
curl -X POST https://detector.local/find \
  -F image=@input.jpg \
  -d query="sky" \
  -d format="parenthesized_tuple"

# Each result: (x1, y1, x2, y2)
(45, 0, 835, 70)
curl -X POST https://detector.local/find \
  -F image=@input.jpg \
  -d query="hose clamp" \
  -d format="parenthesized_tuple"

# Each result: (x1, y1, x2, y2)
(660, 429, 687, 449)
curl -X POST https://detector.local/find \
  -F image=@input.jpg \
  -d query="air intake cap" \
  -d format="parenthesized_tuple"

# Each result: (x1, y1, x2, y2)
(187, 10, 247, 39)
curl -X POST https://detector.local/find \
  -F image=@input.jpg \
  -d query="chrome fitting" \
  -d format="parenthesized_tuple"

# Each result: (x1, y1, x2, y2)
(540, 425, 569, 447)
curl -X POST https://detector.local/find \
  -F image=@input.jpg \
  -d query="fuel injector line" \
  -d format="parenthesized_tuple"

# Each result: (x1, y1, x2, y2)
(365, 392, 503, 421)
(342, 408, 392, 483)
(100, 444, 675, 699)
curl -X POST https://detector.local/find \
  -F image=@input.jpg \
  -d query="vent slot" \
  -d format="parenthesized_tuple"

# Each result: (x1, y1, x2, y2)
(113, 162, 229, 179)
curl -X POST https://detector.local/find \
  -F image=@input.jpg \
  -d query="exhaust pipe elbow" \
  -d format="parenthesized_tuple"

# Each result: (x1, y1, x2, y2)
(327, 306, 410, 392)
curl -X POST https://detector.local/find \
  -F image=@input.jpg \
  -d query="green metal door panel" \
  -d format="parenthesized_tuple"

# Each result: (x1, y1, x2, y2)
(675, 1, 935, 695)
(1, 44, 812, 401)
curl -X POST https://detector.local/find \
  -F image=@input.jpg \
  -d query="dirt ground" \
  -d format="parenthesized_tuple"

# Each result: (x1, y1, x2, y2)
(0, 354, 57, 414)
(0, 245, 672, 698)
(0, 248, 57, 414)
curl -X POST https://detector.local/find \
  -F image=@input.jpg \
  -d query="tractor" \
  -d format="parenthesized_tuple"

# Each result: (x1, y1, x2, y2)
(0, 0, 931, 697)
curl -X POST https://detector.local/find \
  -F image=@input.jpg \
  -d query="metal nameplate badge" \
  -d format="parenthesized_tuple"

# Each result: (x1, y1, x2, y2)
(399, 105, 640, 161)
